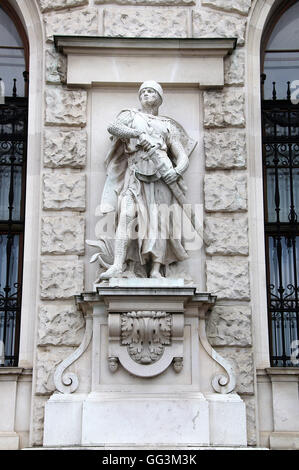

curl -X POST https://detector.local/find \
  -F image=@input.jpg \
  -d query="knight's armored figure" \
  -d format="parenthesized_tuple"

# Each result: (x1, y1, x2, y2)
(99, 81, 197, 280)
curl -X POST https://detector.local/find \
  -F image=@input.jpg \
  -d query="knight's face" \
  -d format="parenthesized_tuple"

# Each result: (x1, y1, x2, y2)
(139, 87, 161, 107)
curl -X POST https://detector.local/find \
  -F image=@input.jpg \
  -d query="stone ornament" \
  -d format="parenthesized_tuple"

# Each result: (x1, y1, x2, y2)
(108, 309, 184, 378)
(198, 310, 236, 394)
(121, 311, 171, 365)
(53, 311, 93, 394)
(88, 80, 203, 283)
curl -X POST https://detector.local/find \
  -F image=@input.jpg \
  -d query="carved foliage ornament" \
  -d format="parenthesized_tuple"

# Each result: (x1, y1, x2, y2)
(121, 311, 171, 365)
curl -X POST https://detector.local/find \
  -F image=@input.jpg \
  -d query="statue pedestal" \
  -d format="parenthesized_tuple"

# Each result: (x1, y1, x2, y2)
(43, 281, 247, 447)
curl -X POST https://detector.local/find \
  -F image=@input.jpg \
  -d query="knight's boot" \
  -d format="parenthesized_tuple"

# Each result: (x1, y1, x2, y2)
(150, 262, 163, 279)
(100, 238, 128, 280)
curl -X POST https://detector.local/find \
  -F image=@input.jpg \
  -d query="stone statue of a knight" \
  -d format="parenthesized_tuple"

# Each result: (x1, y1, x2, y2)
(87, 81, 198, 281)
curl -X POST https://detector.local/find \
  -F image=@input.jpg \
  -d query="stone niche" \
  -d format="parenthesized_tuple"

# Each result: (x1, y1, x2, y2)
(43, 36, 248, 448)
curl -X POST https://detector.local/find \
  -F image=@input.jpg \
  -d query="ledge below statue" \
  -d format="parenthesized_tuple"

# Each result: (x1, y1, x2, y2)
(43, 285, 247, 447)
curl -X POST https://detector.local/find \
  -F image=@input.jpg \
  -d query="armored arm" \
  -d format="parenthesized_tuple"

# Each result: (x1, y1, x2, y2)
(170, 139, 189, 177)
(107, 110, 141, 140)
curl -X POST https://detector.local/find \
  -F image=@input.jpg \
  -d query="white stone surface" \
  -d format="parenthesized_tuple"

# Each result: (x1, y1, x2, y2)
(97, 0, 195, 4)
(38, 302, 85, 346)
(224, 47, 245, 85)
(206, 257, 250, 300)
(0, 433, 19, 450)
(215, 347, 254, 394)
(40, 259, 84, 299)
(202, 0, 252, 15)
(30, 396, 49, 447)
(44, 394, 87, 447)
(38, 0, 88, 12)
(45, 47, 67, 84)
(270, 432, 299, 450)
(45, 87, 87, 127)
(44, 128, 87, 168)
(41, 215, 85, 254)
(44, 8, 98, 41)
(205, 214, 249, 255)
(35, 346, 76, 395)
(64, 40, 228, 88)
(108, 278, 185, 288)
(204, 173, 247, 212)
(192, 10, 247, 45)
(204, 129, 247, 169)
(104, 8, 188, 38)
(207, 305, 252, 346)
(43, 173, 86, 211)
(205, 393, 247, 446)
(203, 88, 245, 128)
(82, 393, 210, 445)
(243, 395, 257, 446)
(272, 378, 299, 432)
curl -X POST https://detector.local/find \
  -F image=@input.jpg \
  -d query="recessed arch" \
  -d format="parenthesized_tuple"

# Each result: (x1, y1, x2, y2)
(3, 0, 44, 369)
(246, 0, 299, 368)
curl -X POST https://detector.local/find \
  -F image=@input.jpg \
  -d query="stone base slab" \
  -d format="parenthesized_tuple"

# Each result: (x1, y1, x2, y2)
(0, 432, 19, 450)
(43, 392, 247, 447)
(81, 393, 209, 446)
(269, 432, 299, 450)
(206, 393, 247, 446)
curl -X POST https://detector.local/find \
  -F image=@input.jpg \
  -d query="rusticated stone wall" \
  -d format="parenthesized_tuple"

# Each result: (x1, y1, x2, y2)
(32, 0, 257, 446)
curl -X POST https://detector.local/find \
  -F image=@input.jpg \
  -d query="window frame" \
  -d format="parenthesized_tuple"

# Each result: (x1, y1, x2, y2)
(261, 0, 299, 367)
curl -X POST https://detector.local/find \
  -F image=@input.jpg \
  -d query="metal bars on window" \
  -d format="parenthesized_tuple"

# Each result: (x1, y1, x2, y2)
(0, 82, 28, 366)
(262, 79, 299, 366)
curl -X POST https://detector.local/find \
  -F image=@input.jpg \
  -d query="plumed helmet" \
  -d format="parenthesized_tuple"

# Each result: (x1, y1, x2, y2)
(138, 81, 163, 102)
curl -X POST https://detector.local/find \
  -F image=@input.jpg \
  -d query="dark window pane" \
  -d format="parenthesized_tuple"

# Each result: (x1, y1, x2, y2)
(267, 3, 299, 51)
(0, 7, 25, 97)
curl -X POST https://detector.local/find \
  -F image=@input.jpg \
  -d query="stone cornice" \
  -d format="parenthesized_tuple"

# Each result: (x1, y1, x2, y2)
(53, 36, 237, 88)
(54, 36, 237, 56)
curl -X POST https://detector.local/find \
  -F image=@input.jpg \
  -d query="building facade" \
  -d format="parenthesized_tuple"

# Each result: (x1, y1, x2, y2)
(0, 0, 298, 450)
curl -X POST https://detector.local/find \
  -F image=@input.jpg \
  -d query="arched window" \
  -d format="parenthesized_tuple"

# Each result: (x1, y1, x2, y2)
(261, 1, 299, 366)
(0, 3, 28, 366)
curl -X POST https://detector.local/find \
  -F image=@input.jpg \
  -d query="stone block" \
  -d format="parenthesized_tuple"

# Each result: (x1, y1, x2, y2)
(206, 257, 250, 300)
(44, 8, 98, 41)
(104, 8, 188, 38)
(243, 395, 257, 446)
(202, 0, 252, 15)
(204, 128, 246, 169)
(38, 0, 88, 12)
(224, 47, 245, 85)
(44, 128, 87, 168)
(192, 10, 247, 45)
(45, 47, 67, 84)
(215, 347, 255, 394)
(43, 173, 86, 211)
(207, 304, 252, 346)
(204, 172, 247, 212)
(35, 346, 76, 395)
(30, 396, 48, 446)
(45, 87, 87, 127)
(40, 259, 84, 299)
(206, 394, 247, 446)
(44, 394, 86, 447)
(203, 88, 245, 128)
(204, 214, 249, 255)
(38, 302, 85, 346)
(41, 215, 85, 255)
